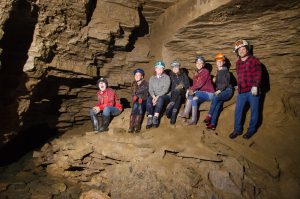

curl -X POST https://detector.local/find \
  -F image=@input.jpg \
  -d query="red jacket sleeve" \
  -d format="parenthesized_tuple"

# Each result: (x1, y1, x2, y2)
(189, 69, 210, 92)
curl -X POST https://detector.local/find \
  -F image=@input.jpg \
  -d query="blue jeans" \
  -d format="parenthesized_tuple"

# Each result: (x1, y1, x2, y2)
(102, 106, 121, 117)
(146, 95, 170, 116)
(234, 92, 260, 134)
(190, 91, 214, 107)
(131, 101, 146, 116)
(208, 88, 233, 125)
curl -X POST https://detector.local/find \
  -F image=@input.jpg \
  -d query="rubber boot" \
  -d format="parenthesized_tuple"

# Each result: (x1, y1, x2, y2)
(146, 116, 153, 129)
(186, 106, 198, 125)
(165, 102, 175, 118)
(178, 99, 192, 118)
(153, 116, 159, 128)
(99, 115, 110, 132)
(170, 109, 177, 125)
(128, 115, 136, 133)
(90, 113, 99, 131)
(134, 115, 142, 133)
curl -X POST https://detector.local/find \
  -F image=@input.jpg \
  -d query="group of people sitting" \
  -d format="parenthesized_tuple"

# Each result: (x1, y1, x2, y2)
(89, 39, 262, 139)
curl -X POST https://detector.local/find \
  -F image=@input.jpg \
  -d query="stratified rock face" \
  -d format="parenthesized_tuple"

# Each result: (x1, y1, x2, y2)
(151, 0, 300, 127)
(0, 0, 299, 155)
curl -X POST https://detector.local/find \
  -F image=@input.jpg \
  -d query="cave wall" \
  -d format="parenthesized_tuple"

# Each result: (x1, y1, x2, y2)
(0, 0, 299, 143)
(150, 0, 300, 127)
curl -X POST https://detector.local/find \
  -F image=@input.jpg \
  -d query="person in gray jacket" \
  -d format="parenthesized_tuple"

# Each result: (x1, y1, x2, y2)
(146, 61, 171, 128)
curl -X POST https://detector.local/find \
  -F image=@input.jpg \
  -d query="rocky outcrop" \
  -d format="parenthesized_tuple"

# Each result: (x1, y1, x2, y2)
(0, 0, 14, 59)
(33, 121, 281, 199)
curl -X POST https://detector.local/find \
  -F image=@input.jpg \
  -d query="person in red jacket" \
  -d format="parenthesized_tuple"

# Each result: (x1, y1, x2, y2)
(89, 77, 123, 132)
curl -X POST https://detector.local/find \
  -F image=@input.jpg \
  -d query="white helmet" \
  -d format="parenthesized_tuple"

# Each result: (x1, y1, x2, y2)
(233, 39, 249, 52)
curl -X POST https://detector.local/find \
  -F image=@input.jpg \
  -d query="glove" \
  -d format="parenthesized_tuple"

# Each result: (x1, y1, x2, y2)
(132, 95, 137, 102)
(215, 90, 221, 96)
(175, 82, 184, 90)
(251, 87, 258, 96)
(138, 98, 143, 104)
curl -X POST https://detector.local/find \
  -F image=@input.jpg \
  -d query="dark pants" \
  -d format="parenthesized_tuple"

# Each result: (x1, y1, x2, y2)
(146, 95, 170, 116)
(169, 90, 184, 113)
(208, 87, 233, 125)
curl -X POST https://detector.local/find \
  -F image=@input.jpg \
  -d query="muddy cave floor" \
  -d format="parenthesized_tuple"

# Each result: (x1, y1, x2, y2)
(0, 108, 300, 199)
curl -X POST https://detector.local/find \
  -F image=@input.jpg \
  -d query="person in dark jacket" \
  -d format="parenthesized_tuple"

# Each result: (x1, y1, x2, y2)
(89, 77, 123, 132)
(178, 56, 215, 125)
(128, 68, 149, 133)
(204, 53, 233, 130)
(165, 60, 190, 124)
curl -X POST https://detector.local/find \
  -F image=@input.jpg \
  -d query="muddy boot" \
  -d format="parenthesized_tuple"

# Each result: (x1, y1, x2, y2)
(170, 109, 178, 125)
(178, 99, 192, 118)
(128, 115, 136, 133)
(165, 102, 175, 118)
(99, 115, 110, 132)
(146, 116, 153, 129)
(186, 106, 198, 125)
(134, 115, 142, 133)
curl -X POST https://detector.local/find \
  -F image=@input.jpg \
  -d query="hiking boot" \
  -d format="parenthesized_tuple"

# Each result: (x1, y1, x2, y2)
(203, 115, 211, 124)
(153, 116, 159, 128)
(146, 116, 153, 129)
(243, 131, 254, 139)
(206, 123, 216, 130)
(229, 130, 242, 139)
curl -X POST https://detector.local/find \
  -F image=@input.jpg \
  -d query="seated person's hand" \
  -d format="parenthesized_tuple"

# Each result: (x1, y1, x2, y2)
(188, 89, 194, 96)
(152, 96, 157, 105)
(214, 90, 221, 96)
(92, 106, 100, 113)
(132, 95, 137, 102)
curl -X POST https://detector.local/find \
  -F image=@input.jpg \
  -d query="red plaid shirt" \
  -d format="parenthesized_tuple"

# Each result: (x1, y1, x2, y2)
(236, 56, 261, 93)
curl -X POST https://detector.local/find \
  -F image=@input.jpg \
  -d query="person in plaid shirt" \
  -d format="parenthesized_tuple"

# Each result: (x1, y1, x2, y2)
(229, 39, 262, 139)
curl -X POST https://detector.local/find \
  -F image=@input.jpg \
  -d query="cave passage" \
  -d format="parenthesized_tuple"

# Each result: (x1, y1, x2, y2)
(0, 0, 38, 132)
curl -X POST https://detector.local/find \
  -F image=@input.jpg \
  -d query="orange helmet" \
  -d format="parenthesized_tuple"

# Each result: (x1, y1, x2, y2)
(215, 53, 225, 61)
